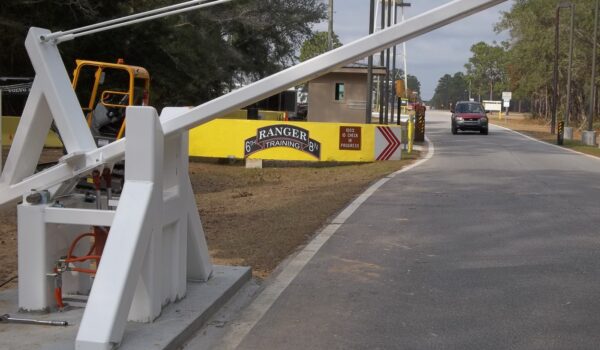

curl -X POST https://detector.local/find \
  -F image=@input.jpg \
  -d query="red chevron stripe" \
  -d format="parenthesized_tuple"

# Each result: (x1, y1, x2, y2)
(376, 127, 392, 160)
(377, 127, 395, 160)
(383, 127, 400, 159)
(377, 127, 400, 160)
(379, 127, 394, 160)
(382, 127, 400, 160)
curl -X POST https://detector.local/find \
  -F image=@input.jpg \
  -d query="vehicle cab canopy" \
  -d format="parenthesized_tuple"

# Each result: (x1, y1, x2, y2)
(72, 59, 151, 140)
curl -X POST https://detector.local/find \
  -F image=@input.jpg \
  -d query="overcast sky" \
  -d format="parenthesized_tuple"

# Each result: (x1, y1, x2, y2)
(314, 0, 514, 100)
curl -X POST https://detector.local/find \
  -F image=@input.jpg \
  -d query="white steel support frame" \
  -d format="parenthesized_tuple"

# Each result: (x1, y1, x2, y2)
(76, 107, 212, 349)
(0, 1, 506, 349)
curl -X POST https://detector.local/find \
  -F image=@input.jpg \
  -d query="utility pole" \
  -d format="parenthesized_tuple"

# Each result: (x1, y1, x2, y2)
(468, 79, 472, 100)
(390, 1, 411, 123)
(391, 1, 398, 124)
(379, 0, 385, 124)
(552, 3, 571, 135)
(401, 3, 409, 98)
(551, 6, 559, 135)
(565, 3, 574, 129)
(375, 0, 410, 124)
(328, 0, 334, 50)
(384, 0, 392, 124)
(366, 0, 375, 124)
(589, 0, 599, 132)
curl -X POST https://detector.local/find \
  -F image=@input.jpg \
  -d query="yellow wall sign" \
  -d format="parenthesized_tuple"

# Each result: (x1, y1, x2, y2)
(189, 119, 402, 162)
(244, 124, 321, 159)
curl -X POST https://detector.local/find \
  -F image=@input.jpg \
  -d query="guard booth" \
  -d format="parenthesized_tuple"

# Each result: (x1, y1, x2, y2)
(307, 64, 387, 123)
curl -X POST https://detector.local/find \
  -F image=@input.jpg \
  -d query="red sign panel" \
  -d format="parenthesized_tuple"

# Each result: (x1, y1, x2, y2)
(339, 126, 361, 150)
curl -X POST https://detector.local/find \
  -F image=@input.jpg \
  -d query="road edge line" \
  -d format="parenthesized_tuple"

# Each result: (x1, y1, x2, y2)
(491, 123, 600, 161)
(217, 137, 435, 350)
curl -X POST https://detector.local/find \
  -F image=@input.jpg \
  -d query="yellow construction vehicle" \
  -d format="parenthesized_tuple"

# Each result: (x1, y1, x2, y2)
(63, 59, 149, 192)
(71, 58, 150, 146)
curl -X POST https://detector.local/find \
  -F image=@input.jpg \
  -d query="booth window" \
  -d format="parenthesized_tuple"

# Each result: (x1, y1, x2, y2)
(335, 83, 345, 101)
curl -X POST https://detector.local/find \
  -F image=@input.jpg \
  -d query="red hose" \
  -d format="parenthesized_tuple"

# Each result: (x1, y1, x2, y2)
(92, 226, 108, 261)
(62, 229, 105, 274)
(54, 287, 64, 309)
(53, 170, 113, 308)
(64, 255, 101, 263)
(102, 168, 112, 189)
(92, 170, 102, 190)
(67, 233, 94, 259)
(70, 267, 98, 275)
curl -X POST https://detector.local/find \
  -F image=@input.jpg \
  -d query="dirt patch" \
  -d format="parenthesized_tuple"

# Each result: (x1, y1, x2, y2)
(490, 113, 560, 139)
(0, 150, 421, 289)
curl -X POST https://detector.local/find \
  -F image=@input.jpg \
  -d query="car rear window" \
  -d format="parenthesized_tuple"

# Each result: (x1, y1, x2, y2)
(456, 103, 484, 114)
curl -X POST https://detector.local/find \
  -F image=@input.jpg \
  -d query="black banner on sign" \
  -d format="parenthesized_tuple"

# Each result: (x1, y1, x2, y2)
(244, 124, 321, 159)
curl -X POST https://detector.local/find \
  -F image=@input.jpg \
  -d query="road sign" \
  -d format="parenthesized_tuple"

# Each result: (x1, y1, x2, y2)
(502, 91, 512, 101)
(339, 126, 361, 150)
(503, 101, 510, 108)
(483, 100, 502, 112)
(375, 126, 401, 160)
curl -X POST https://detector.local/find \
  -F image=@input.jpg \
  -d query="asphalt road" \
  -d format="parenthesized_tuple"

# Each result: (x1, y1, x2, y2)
(232, 110, 600, 349)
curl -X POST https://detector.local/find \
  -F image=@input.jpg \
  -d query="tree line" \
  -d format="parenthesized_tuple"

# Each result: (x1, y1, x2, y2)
(431, 0, 599, 126)
(0, 0, 326, 110)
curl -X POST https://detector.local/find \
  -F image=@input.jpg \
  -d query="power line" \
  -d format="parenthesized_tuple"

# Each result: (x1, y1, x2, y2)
(41, 0, 234, 44)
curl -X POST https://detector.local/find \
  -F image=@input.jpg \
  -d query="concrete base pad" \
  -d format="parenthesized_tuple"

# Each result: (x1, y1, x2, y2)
(245, 158, 263, 169)
(564, 126, 573, 140)
(0, 265, 251, 350)
(582, 130, 597, 146)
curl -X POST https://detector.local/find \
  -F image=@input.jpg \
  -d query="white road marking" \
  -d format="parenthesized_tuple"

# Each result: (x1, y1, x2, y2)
(216, 137, 435, 350)
(491, 123, 600, 162)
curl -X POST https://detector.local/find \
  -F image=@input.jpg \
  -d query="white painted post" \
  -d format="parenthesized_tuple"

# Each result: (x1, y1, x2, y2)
(161, 107, 213, 282)
(76, 107, 164, 349)
(17, 204, 51, 311)
(185, 170, 213, 281)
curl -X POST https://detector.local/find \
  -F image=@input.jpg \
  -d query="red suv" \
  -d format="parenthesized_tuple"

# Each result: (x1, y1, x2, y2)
(451, 101, 489, 135)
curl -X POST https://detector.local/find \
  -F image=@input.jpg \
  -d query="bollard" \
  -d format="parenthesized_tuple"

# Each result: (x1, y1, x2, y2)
(407, 115, 415, 153)
(557, 120, 564, 145)
(414, 105, 426, 142)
